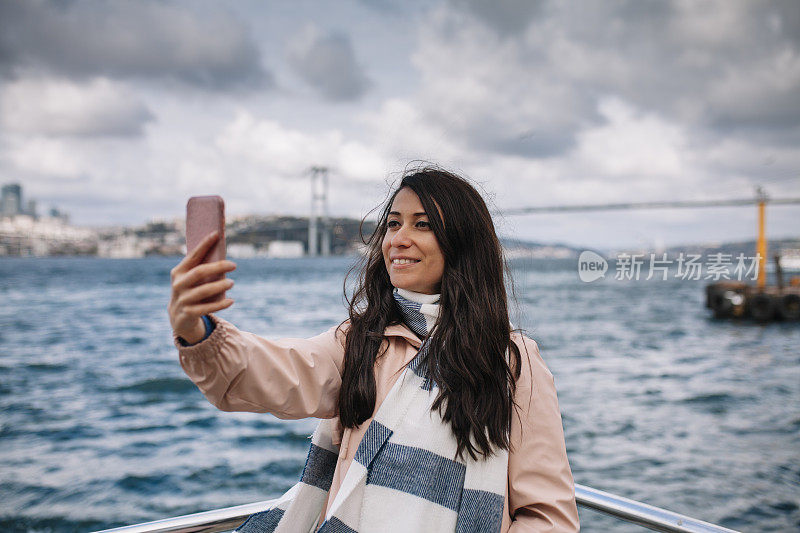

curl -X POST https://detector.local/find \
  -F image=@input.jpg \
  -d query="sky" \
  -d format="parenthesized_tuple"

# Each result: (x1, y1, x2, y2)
(0, 0, 798, 249)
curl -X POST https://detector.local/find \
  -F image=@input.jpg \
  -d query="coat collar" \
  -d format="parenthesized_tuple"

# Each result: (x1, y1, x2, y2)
(383, 322, 423, 348)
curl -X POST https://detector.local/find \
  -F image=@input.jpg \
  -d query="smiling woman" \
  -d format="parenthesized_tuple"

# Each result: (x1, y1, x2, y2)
(382, 187, 446, 294)
(169, 166, 579, 532)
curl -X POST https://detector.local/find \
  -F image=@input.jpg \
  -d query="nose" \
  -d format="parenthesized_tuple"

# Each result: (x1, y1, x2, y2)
(391, 223, 412, 247)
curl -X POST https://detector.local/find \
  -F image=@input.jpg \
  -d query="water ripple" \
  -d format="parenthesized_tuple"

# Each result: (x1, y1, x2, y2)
(0, 256, 798, 532)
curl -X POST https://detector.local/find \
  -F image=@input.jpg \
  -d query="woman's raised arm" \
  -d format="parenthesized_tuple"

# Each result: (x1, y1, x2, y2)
(174, 314, 347, 420)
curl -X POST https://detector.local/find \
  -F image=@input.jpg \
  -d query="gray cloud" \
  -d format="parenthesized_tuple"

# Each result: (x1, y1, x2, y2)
(493, 130, 577, 159)
(558, 1, 800, 136)
(0, 0, 270, 90)
(1, 78, 154, 137)
(424, 0, 800, 157)
(450, 0, 544, 35)
(287, 25, 369, 101)
(357, 0, 403, 13)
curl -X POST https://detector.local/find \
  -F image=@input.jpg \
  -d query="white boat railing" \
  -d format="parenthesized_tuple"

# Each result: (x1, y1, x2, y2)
(92, 483, 741, 533)
(575, 484, 739, 533)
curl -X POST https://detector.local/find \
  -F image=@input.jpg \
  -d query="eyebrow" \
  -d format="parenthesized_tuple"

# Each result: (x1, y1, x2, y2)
(388, 211, 428, 216)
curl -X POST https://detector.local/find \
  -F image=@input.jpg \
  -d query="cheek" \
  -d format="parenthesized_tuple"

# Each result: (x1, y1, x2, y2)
(429, 242, 446, 275)
(381, 236, 391, 263)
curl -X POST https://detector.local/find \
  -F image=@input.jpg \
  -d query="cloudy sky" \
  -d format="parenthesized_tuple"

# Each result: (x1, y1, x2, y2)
(1, 0, 798, 249)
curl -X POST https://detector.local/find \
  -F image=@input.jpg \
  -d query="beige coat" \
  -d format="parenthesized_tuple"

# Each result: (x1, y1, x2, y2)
(175, 314, 580, 532)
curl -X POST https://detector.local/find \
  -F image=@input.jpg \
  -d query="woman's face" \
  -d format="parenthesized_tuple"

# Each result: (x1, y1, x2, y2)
(381, 187, 445, 295)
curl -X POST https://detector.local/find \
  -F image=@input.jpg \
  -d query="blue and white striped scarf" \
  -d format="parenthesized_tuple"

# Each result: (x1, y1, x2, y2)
(236, 289, 508, 533)
(392, 287, 441, 338)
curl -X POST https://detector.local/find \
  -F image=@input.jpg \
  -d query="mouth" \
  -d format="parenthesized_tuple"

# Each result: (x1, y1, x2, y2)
(391, 258, 421, 265)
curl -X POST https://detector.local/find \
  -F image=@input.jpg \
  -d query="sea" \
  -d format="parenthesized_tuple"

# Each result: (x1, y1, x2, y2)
(1, 256, 798, 532)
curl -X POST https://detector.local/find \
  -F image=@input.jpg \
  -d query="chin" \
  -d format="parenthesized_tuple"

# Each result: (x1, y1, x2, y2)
(391, 278, 418, 292)
(395, 282, 434, 294)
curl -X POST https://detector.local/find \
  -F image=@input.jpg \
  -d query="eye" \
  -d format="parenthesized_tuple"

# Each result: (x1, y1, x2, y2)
(416, 220, 431, 229)
(386, 220, 400, 228)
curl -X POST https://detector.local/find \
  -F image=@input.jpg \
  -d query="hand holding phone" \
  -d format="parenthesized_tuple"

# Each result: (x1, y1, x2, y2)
(167, 196, 236, 344)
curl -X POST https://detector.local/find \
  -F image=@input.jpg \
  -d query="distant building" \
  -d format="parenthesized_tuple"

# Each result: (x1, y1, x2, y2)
(1, 184, 22, 217)
(267, 240, 304, 258)
(48, 207, 69, 224)
(1, 183, 42, 219)
(227, 243, 260, 258)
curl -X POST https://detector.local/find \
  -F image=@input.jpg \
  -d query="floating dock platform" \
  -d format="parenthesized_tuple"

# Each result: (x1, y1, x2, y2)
(706, 281, 800, 321)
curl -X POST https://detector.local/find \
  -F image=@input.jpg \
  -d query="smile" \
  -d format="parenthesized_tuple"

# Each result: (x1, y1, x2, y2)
(392, 258, 420, 265)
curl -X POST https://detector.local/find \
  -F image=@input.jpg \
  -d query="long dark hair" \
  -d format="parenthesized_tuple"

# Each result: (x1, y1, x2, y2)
(339, 167, 522, 461)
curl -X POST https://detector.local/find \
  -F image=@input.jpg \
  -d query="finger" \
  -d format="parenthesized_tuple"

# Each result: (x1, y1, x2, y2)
(185, 298, 234, 317)
(172, 233, 218, 279)
(174, 231, 220, 275)
(175, 260, 236, 291)
(180, 278, 234, 306)
(174, 260, 235, 292)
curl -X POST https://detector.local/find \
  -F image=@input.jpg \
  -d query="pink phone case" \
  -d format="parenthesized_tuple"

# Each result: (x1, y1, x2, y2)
(186, 195, 226, 303)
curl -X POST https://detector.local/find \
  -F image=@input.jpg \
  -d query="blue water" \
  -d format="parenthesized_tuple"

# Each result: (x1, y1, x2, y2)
(1, 256, 798, 532)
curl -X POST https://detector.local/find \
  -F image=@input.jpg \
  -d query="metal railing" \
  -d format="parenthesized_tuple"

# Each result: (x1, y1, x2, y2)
(93, 498, 276, 533)
(93, 483, 741, 533)
(575, 485, 739, 533)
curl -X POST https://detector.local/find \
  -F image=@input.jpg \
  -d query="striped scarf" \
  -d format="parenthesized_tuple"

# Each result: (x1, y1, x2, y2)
(236, 289, 508, 533)
(392, 287, 441, 338)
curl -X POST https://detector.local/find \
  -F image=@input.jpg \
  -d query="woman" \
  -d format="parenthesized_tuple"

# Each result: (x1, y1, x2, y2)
(168, 168, 580, 532)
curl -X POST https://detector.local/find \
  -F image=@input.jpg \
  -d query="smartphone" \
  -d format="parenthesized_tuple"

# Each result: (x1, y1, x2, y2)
(186, 195, 226, 303)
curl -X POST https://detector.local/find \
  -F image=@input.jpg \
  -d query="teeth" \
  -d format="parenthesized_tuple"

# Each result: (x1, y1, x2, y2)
(392, 258, 419, 265)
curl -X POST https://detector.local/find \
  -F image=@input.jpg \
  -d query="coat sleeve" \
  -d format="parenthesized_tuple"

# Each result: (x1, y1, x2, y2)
(507, 335, 580, 532)
(173, 313, 347, 420)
